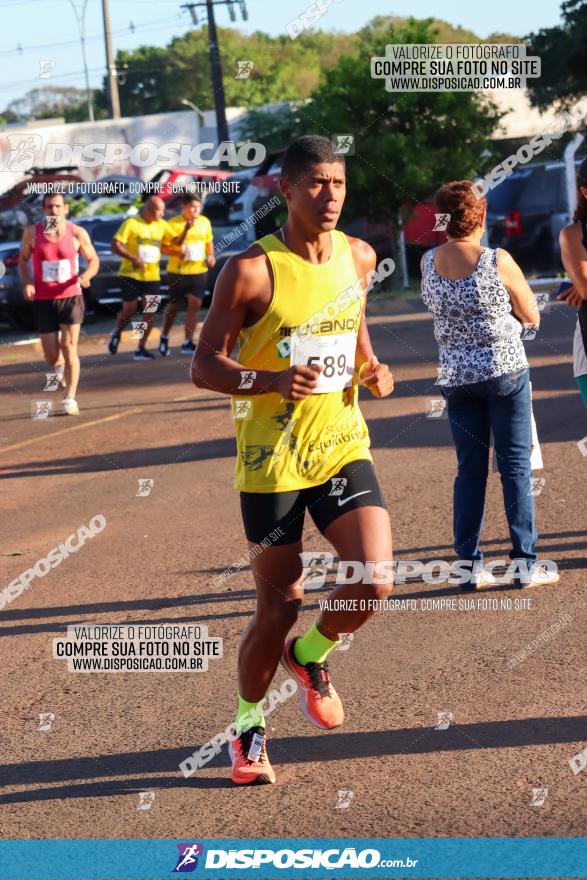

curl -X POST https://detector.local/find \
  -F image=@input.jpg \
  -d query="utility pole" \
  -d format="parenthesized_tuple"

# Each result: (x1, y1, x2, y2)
(102, 0, 121, 119)
(205, 0, 229, 147)
(67, 0, 94, 122)
(181, 1, 248, 157)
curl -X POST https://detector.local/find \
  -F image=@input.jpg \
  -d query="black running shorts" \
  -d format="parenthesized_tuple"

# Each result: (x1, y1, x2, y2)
(120, 277, 160, 303)
(166, 272, 208, 302)
(240, 459, 386, 545)
(34, 295, 85, 334)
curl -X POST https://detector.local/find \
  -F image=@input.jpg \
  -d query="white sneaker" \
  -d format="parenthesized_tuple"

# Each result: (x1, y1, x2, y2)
(515, 564, 560, 590)
(459, 569, 497, 591)
(62, 397, 79, 416)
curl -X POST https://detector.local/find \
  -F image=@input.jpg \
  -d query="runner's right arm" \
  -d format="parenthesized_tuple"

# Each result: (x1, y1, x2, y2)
(192, 246, 321, 400)
(18, 226, 35, 300)
(496, 248, 540, 326)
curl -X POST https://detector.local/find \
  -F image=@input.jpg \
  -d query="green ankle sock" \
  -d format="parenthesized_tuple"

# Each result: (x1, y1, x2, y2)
(236, 694, 265, 731)
(293, 622, 339, 665)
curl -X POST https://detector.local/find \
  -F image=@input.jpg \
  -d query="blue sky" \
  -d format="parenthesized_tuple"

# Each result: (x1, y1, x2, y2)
(0, 0, 563, 111)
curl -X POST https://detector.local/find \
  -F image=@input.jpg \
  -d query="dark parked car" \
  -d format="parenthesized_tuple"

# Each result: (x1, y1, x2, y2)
(0, 214, 250, 329)
(486, 160, 583, 274)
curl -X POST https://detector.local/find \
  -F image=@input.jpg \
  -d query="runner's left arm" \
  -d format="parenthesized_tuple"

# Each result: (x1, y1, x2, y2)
(348, 236, 394, 399)
(560, 224, 587, 301)
(205, 220, 216, 268)
(75, 226, 100, 288)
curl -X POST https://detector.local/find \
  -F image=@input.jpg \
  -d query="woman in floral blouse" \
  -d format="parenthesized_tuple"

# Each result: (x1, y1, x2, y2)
(421, 179, 559, 591)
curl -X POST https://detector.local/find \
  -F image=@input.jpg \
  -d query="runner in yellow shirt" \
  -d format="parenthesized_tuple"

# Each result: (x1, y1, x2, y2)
(108, 195, 170, 361)
(159, 192, 215, 357)
(192, 135, 395, 786)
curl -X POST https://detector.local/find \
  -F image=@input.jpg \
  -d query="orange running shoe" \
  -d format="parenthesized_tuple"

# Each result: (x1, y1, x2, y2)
(228, 726, 275, 785)
(281, 638, 344, 730)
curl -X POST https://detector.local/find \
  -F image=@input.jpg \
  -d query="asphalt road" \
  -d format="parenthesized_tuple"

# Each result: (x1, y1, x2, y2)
(0, 295, 585, 857)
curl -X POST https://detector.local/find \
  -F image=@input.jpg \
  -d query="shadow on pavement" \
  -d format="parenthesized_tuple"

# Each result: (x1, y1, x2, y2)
(1, 715, 585, 801)
(0, 437, 237, 478)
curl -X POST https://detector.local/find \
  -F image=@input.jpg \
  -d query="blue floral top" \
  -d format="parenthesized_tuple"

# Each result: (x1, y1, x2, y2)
(421, 247, 528, 387)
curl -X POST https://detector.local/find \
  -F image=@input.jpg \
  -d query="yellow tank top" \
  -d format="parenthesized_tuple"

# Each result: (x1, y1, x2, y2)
(232, 230, 372, 493)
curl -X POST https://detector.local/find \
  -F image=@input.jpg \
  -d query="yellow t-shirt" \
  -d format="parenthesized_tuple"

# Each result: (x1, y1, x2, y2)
(232, 230, 372, 492)
(114, 216, 170, 282)
(164, 214, 213, 275)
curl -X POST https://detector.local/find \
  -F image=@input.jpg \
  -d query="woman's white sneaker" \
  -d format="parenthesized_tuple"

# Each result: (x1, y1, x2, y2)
(62, 397, 80, 416)
(460, 568, 497, 591)
(515, 565, 560, 589)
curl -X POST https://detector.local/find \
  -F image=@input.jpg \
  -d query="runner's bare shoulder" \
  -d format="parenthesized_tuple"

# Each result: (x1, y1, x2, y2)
(215, 242, 272, 308)
(344, 234, 377, 285)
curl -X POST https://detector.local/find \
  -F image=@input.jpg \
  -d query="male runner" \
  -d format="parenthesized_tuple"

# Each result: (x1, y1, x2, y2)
(108, 195, 169, 360)
(159, 192, 215, 357)
(19, 192, 99, 415)
(192, 135, 395, 785)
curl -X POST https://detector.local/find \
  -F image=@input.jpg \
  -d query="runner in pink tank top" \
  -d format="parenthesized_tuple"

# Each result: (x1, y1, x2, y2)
(31, 219, 82, 300)
(19, 192, 100, 415)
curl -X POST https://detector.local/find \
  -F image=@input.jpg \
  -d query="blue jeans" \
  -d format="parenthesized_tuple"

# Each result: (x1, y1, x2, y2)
(441, 368, 537, 567)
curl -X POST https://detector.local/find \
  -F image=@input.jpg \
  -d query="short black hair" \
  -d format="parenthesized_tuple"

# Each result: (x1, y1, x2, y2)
(181, 190, 201, 205)
(281, 135, 345, 182)
(42, 191, 67, 207)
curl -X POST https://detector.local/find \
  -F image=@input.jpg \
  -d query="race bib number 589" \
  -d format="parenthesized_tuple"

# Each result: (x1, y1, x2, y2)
(289, 333, 356, 394)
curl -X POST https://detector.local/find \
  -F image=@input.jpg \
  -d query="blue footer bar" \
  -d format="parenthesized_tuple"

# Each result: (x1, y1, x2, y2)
(0, 838, 585, 879)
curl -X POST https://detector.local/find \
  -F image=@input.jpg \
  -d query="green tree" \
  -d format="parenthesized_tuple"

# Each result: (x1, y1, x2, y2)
(308, 17, 503, 225)
(2, 87, 104, 123)
(526, 0, 587, 110)
(111, 26, 359, 117)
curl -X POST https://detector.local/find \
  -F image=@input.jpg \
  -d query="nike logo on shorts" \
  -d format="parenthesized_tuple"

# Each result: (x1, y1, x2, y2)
(337, 490, 371, 507)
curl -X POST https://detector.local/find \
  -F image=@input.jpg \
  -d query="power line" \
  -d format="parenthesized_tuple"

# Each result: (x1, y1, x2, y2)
(0, 14, 180, 57)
